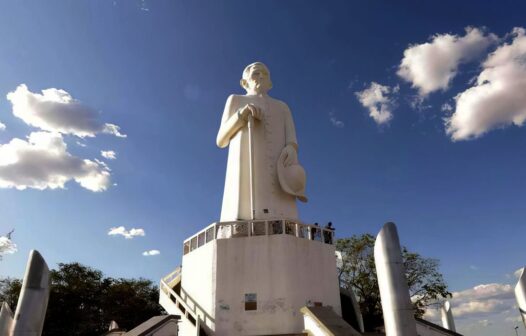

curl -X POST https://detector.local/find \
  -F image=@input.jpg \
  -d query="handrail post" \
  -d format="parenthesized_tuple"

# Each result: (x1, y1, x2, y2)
(213, 223, 216, 240)
(295, 223, 299, 237)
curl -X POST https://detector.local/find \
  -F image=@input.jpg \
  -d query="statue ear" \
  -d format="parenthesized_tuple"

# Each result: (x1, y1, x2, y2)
(240, 79, 248, 90)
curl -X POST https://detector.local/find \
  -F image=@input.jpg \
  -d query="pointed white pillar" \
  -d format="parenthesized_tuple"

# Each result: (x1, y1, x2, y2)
(11, 250, 50, 336)
(515, 267, 526, 328)
(109, 320, 120, 330)
(0, 302, 14, 336)
(374, 222, 417, 336)
(348, 289, 365, 333)
(440, 300, 456, 331)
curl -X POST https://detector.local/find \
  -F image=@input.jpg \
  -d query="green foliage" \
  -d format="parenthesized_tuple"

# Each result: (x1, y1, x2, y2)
(0, 277, 22, 308)
(336, 234, 451, 331)
(0, 262, 163, 336)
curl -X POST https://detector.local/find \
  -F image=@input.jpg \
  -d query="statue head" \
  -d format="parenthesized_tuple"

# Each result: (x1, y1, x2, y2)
(240, 62, 273, 95)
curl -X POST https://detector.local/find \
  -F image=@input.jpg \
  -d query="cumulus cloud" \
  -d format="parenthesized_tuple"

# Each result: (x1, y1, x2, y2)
(101, 150, 116, 160)
(0, 121, 5, 131)
(355, 82, 398, 125)
(142, 250, 160, 256)
(425, 283, 516, 321)
(6, 84, 126, 138)
(446, 28, 526, 140)
(0, 132, 110, 191)
(108, 226, 145, 239)
(0, 236, 17, 256)
(451, 283, 515, 318)
(398, 27, 497, 96)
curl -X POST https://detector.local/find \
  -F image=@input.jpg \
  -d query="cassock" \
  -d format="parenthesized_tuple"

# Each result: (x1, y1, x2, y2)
(217, 93, 298, 222)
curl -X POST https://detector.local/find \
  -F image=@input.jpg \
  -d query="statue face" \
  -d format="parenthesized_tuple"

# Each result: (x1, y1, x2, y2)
(244, 65, 272, 94)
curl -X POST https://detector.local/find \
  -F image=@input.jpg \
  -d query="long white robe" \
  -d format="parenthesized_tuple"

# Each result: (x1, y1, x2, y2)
(217, 94, 298, 222)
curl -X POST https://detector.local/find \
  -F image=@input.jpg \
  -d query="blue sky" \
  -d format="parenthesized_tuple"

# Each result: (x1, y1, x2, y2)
(1, 1, 526, 334)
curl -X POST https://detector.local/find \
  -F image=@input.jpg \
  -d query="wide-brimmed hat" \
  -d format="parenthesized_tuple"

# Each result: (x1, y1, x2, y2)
(277, 151, 308, 203)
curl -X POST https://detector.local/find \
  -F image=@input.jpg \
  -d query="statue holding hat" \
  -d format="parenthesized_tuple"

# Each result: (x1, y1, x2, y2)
(216, 62, 307, 222)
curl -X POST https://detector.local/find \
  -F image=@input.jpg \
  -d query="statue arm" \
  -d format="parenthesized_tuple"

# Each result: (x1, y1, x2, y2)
(284, 104, 298, 150)
(282, 103, 299, 166)
(216, 95, 245, 148)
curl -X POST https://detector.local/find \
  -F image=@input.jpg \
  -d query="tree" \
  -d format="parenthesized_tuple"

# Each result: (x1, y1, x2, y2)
(0, 262, 163, 336)
(336, 234, 451, 331)
(0, 277, 22, 308)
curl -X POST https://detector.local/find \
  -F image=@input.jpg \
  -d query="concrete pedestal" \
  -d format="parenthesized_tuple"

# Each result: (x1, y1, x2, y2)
(180, 227, 341, 335)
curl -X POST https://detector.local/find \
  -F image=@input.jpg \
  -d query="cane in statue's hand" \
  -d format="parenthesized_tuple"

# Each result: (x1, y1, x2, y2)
(247, 113, 256, 220)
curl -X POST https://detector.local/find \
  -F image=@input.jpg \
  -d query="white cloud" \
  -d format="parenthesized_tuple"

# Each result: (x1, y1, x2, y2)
(76, 141, 87, 147)
(453, 283, 514, 302)
(0, 121, 5, 131)
(6, 84, 126, 138)
(446, 28, 526, 141)
(450, 283, 514, 320)
(407, 95, 432, 112)
(108, 226, 145, 239)
(398, 27, 497, 96)
(0, 236, 17, 255)
(329, 112, 344, 128)
(355, 82, 398, 125)
(426, 282, 516, 322)
(441, 102, 453, 112)
(0, 132, 110, 191)
(142, 249, 160, 256)
(102, 123, 127, 138)
(101, 150, 117, 160)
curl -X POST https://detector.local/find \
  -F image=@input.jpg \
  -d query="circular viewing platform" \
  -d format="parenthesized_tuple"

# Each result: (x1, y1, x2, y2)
(183, 220, 335, 255)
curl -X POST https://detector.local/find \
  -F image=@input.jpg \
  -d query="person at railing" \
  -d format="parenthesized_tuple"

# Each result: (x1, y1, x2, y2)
(324, 222, 335, 244)
(311, 223, 320, 240)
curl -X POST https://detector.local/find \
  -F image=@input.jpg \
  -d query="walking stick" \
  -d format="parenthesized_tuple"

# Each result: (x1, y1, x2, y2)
(247, 114, 256, 220)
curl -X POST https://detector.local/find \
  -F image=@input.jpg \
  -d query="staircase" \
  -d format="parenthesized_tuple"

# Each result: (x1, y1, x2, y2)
(159, 267, 212, 336)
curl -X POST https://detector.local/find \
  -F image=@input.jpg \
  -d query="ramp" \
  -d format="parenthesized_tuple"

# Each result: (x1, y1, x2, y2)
(300, 306, 362, 336)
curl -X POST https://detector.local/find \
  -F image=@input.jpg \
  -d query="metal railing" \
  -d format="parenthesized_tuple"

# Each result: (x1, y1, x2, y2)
(160, 269, 214, 333)
(183, 220, 335, 255)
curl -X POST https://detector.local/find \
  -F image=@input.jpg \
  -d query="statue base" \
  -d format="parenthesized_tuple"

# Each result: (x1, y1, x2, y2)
(160, 220, 341, 336)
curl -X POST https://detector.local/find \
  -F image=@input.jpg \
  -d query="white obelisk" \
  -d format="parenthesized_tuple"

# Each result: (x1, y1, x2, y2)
(515, 267, 526, 328)
(441, 300, 456, 331)
(374, 222, 417, 336)
(11, 250, 50, 336)
(0, 302, 14, 336)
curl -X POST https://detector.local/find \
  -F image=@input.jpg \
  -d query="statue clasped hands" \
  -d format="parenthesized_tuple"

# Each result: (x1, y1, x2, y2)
(238, 104, 263, 122)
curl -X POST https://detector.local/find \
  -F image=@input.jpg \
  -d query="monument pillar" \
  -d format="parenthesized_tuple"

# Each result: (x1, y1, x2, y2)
(374, 222, 417, 336)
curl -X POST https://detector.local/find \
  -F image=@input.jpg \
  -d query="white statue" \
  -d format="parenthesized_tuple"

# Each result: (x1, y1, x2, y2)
(217, 62, 307, 222)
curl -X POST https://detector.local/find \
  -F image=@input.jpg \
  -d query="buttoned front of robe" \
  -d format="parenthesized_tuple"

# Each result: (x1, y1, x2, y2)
(217, 94, 298, 222)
